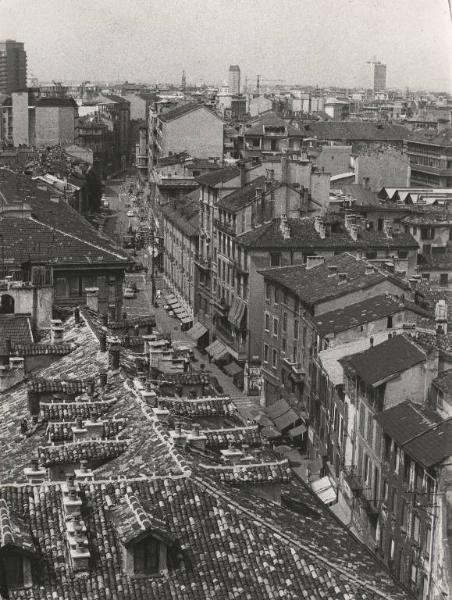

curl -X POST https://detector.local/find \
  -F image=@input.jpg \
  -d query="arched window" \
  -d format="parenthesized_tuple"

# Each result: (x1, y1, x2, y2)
(0, 294, 14, 315)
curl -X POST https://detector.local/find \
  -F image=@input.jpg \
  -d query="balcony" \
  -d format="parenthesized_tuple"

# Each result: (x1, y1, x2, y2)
(214, 218, 236, 236)
(194, 254, 212, 271)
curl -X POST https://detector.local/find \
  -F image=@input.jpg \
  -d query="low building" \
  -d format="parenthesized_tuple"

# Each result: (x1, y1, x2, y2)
(33, 97, 78, 147)
(354, 147, 411, 192)
(242, 111, 303, 158)
(406, 127, 452, 187)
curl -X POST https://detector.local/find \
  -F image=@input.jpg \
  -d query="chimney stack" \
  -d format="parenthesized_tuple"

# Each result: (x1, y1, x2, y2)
(239, 161, 247, 187)
(279, 214, 291, 240)
(108, 337, 121, 371)
(50, 319, 64, 344)
(108, 304, 117, 323)
(74, 307, 80, 325)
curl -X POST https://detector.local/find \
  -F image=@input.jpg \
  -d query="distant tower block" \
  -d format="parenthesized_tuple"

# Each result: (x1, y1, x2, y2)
(228, 65, 241, 95)
(181, 70, 186, 91)
(373, 62, 387, 92)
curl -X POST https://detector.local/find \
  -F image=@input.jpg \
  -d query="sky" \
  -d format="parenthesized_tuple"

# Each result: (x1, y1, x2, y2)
(0, 0, 451, 91)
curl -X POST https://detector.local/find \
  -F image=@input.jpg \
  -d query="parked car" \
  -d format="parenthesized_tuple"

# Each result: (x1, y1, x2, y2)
(123, 287, 136, 299)
(126, 210, 135, 218)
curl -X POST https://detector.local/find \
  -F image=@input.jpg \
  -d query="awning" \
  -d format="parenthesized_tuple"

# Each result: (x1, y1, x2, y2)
(206, 339, 229, 361)
(173, 306, 186, 315)
(167, 298, 179, 307)
(288, 424, 307, 439)
(267, 399, 292, 420)
(180, 316, 193, 324)
(224, 362, 243, 377)
(228, 296, 247, 328)
(311, 476, 337, 505)
(274, 408, 300, 432)
(187, 322, 208, 341)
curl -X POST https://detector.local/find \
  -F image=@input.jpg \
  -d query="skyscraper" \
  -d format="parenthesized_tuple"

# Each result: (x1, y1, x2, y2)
(0, 40, 27, 95)
(228, 65, 241, 96)
(373, 62, 387, 93)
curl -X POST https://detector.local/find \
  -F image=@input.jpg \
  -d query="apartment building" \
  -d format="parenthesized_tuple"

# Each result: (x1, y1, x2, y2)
(148, 103, 223, 170)
(406, 128, 452, 188)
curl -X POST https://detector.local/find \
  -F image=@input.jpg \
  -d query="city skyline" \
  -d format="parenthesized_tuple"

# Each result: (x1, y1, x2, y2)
(0, 0, 451, 92)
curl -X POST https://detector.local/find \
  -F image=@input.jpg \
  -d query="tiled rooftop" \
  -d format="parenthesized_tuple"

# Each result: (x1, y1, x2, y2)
(259, 253, 409, 309)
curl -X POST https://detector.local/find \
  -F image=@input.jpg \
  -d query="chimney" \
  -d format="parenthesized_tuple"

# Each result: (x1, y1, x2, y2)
(72, 418, 87, 442)
(99, 370, 108, 388)
(85, 287, 99, 312)
(239, 161, 247, 187)
(50, 319, 64, 344)
(101, 313, 108, 327)
(279, 214, 291, 240)
(255, 187, 263, 200)
(99, 332, 107, 353)
(306, 255, 325, 270)
(370, 336, 374, 347)
(338, 272, 348, 284)
(318, 222, 326, 240)
(349, 224, 359, 242)
(108, 304, 117, 323)
(27, 389, 40, 416)
(141, 389, 157, 407)
(86, 379, 95, 397)
(74, 306, 80, 325)
(108, 337, 121, 371)
(74, 459, 95, 481)
(383, 219, 393, 238)
(264, 180, 272, 193)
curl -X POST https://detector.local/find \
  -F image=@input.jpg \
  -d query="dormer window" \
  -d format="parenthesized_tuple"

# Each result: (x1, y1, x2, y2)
(134, 536, 160, 575)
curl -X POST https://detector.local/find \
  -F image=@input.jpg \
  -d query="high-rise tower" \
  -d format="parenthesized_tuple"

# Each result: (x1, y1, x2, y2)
(0, 40, 27, 94)
(373, 62, 387, 93)
(228, 65, 241, 95)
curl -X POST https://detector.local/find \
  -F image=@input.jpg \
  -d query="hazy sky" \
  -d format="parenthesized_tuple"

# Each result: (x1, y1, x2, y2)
(1, 0, 451, 90)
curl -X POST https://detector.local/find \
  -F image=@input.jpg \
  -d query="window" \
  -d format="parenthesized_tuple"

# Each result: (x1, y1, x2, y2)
(265, 313, 270, 331)
(440, 273, 449, 287)
(359, 403, 366, 436)
(292, 346, 297, 364)
(398, 250, 408, 259)
(134, 537, 159, 574)
(265, 283, 271, 301)
(264, 344, 269, 363)
(274, 287, 279, 304)
(294, 319, 299, 339)
(282, 312, 287, 332)
(424, 525, 432, 558)
(387, 315, 393, 328)
(383, 480, 389, 502)
(272, 349, 278, 368)
(282, 337, 287, 353)
(3, 553, 24, 588)
(366, 251, 377, 259)
(273, 317, 279, 337)
(367, 413, 374, 446)
(363, 453, 370, 483)
(401, 499, 408, 530)
(270, 253, 281, 267)
(412, 514, 421, 545)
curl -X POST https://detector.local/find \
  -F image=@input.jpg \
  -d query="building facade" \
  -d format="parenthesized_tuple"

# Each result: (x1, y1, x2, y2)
(0, 40, 26, 95)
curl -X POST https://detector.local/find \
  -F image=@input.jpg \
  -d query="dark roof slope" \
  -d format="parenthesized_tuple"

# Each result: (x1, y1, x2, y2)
(259, 253, 408, 308)
(374, 400, 441, 446)
(160, 190, 200, 237)
(0, 217, 129, 266)
(340, 334, 426, 386)
(0, 315, 33, 352)
(196, 166, 240, 187)
(302, 121, 412, 142)
(160, 102, 219, 123)
(314, 294, 430, 336)
(238, 216, 418, 249)
(408, 127, 452, 147)
(35, 97, 78, 108)
(404, 419, 452, 468)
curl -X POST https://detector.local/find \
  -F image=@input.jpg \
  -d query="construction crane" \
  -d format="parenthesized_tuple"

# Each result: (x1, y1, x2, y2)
(256, 75, 284, 95)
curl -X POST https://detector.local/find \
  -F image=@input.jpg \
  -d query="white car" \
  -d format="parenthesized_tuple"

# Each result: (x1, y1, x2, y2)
(123, 287, 136, 299)
(126, 210, 135, 218)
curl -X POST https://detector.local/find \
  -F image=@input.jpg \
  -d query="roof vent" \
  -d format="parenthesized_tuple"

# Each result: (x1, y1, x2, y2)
(338, 272, 347, 284)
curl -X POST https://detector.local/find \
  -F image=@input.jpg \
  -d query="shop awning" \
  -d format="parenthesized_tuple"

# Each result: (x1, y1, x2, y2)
(167, 298, 179, 307)
(224, 362, 243, 377)
(228, 297, 247, 328)
(267, 399, 292, 420)
(173, 306, 186, 315)
(288, 424, 307, 439)
(311, 476, 337, 506)
(187, 322, 208, 341)
(206, 339, 229, 361)
(274, 409, 300, 432)
(180, 316, 193, 324)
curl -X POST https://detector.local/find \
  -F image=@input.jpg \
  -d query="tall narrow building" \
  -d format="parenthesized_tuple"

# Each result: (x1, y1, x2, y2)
(228, 65, 241, 95)
(373, 62, 386, 92)
(0, 40, 27, 94)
